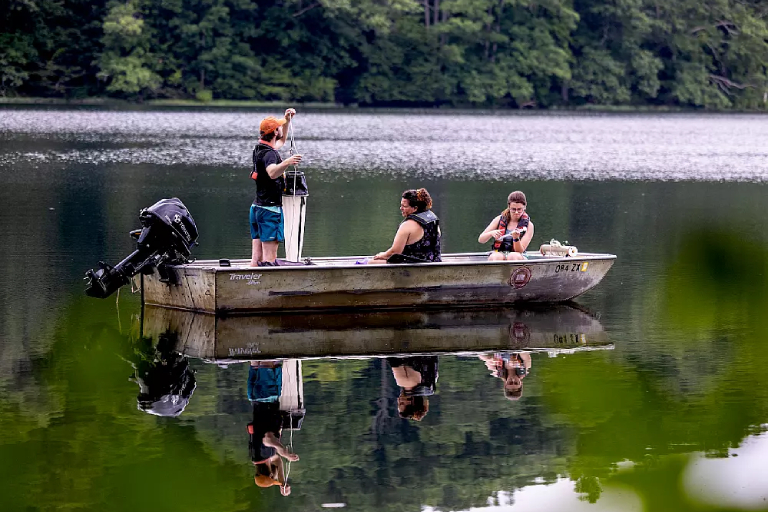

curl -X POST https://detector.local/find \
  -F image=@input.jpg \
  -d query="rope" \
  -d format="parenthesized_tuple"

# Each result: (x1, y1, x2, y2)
(289, 116, 298, 196)
(115, 287, 122, 333)
(282, 420, 294, 493)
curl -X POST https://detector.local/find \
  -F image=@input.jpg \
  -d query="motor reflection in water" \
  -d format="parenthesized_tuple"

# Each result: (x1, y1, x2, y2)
(127, 331, 197, 417)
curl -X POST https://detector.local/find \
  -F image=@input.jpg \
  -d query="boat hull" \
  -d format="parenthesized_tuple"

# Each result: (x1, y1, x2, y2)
(141, 252, 616, 314)
(141, 304, 611, 360)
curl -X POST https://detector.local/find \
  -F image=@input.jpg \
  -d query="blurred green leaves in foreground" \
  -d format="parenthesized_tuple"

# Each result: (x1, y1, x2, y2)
(540, 229, 768, 510)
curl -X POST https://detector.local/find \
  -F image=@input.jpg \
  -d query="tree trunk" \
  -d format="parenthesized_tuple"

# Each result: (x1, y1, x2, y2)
(440, 9, 447, 46)
(200, 32, 206, 91)
(485, 6, 492, 61)
(491, 22, 499, 63)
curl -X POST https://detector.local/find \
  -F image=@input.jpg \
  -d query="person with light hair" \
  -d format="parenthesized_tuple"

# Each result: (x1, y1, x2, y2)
(247, 360, 299, 496)
(478, 351, 532, 401)
(249, 108, 303, 267)
(478, 190, 534, 260)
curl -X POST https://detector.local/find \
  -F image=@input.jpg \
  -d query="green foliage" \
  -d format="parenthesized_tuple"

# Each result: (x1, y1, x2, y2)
(97, 1, 161, 96)
(195, 88, 213, 101)
(0, 32, 36, 95)
(1, 0, 767, 107)
(571, 47, 632, 104)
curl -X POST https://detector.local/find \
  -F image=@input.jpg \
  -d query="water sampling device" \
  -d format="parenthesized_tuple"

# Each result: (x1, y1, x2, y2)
(282, 118, 308, 262)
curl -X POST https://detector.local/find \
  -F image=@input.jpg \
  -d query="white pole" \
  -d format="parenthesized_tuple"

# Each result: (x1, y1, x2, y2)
(280, 359, 304, 430)
(282, 116, 307, 263)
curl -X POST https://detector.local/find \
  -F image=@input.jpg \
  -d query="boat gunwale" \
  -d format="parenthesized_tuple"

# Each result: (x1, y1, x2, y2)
(144, 297, 594, 316)
(178, 251, 617, 271)
(196, 344, 615, 363)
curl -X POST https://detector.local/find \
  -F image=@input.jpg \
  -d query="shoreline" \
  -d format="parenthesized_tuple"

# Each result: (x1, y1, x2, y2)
(0, 96, 766, 115)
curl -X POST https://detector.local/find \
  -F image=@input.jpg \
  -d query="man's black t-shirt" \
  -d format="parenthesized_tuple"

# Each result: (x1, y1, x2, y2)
(248, 401, 283, 462)
(253, 143, 285, 207)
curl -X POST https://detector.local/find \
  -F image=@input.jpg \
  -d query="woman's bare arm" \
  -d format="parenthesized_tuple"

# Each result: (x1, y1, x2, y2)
(512, 221, 534, 252)
(478, 216, 503, 244)
(373, 221, 417, 260)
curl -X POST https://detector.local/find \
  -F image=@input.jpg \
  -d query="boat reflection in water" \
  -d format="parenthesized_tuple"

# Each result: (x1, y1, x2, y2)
(136, 304, 611, 497)
(140, 303, 611, 361)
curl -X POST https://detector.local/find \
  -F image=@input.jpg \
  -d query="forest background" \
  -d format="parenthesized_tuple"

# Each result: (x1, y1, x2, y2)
(1, 0, 767, 109)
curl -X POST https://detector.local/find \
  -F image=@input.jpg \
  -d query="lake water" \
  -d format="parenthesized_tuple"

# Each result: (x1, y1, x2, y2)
(1, 107, 767, 511)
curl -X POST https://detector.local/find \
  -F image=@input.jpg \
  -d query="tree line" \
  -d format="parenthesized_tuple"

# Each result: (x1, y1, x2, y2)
(1, 0, 767, 109)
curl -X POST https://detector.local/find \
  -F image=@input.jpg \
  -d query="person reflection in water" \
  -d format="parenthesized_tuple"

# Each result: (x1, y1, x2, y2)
(478, 352, 532, 400)
(247, 360, 299, 496)
(387, 356, 438, 421)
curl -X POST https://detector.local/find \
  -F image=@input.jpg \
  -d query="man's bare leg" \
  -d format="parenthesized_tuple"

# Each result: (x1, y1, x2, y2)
(250, 239, 263, 267)
(262, 241, 279, 263)
(263, 432, 300, 461)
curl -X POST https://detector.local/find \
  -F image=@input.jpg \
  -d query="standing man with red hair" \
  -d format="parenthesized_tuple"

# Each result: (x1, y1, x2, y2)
(249, 108, 302, 267)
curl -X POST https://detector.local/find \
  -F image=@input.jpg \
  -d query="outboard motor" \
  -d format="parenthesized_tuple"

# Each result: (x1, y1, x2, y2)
(84, 198, 198, 298)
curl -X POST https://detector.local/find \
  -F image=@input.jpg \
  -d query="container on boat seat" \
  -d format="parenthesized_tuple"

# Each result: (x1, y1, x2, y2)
(540, 243, 578, 257)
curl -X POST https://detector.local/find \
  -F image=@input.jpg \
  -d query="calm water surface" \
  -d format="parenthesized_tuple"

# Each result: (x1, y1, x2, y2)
(1, 108, 767, 511)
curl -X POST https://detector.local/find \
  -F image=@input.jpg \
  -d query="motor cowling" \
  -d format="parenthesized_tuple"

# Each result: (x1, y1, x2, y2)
(137, 197, 198, 261)
(84, 198, 198, 299)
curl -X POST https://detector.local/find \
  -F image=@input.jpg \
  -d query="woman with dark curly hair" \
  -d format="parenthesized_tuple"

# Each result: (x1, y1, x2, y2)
(367, 188, 442, 264)
(388, 356, 438, 421)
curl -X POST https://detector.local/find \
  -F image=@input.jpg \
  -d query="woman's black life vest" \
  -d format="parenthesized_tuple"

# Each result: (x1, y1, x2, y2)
(388, 356, 439, 397)
(493, 212, 531, 251)
(400, 210, 441, 262)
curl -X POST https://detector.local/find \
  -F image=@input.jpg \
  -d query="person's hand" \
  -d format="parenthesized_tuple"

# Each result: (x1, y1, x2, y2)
(280, 485, 291, 496)
(374, 252, 388, 260)
(490, 229, 504, 240)
(284, 452, 300, 462)
(284, 108, 296, 120)
(284, 154, 302, 166)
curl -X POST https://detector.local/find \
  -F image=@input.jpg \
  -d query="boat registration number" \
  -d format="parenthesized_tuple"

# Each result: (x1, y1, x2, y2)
(555, 262, 589, 273)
